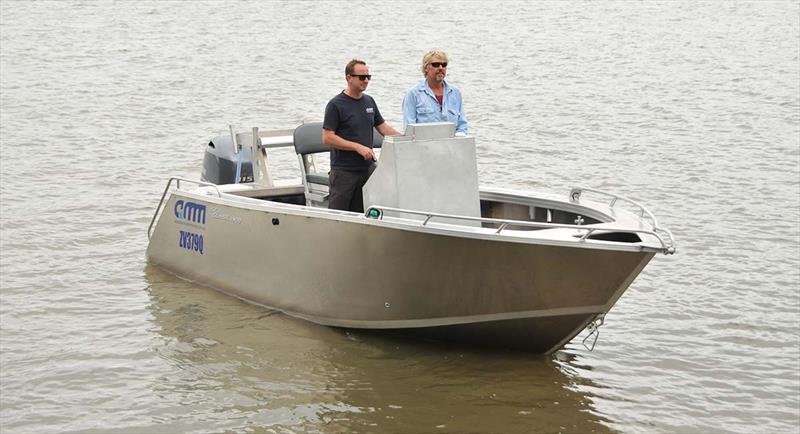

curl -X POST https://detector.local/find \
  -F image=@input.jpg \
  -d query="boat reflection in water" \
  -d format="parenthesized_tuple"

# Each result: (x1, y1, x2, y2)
(146, 122, 676, 355)
(144, 264, 614, 433)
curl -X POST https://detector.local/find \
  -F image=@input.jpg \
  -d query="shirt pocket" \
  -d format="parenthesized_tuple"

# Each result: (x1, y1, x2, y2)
(416, 105, 434, 115)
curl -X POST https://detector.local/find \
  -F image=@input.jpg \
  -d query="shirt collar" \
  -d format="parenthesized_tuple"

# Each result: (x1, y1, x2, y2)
(419, 79, 450, 96)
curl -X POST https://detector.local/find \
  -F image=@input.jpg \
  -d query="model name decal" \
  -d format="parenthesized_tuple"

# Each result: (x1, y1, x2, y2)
(210, 207, 242, 224)
(175, 200, 206, 225)
(179, 230, 204, 255)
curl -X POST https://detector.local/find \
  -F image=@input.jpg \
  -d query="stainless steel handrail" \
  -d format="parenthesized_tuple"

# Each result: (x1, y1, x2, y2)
(365, 205, 676, 254)
(569, 187, 676, 253)
(569, 187, 658, 226)
(147, 177, 222, 239)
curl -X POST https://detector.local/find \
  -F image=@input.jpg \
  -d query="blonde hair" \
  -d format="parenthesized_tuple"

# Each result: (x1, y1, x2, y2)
(421, 49, 449, 76)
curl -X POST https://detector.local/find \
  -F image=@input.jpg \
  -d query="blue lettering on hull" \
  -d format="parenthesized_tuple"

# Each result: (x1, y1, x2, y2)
(175, 200, 206, 225)
(179, 230, 204, 255)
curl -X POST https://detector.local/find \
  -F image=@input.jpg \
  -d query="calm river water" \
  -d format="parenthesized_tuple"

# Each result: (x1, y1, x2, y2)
(1, 1, 798, 433)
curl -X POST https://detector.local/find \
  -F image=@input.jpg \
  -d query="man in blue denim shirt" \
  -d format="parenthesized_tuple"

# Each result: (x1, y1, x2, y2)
(402, 49, 468, 135)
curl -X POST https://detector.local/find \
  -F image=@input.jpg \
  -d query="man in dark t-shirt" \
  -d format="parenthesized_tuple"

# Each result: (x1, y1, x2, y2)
(323, 59, 400, 212)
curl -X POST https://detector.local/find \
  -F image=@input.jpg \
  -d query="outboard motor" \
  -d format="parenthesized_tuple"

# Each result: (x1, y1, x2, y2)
(201, 134, 254, 184)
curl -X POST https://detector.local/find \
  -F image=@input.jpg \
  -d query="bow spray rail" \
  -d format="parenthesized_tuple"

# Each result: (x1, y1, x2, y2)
(147, 177, 222, 239)
(365, 204, 676, 254)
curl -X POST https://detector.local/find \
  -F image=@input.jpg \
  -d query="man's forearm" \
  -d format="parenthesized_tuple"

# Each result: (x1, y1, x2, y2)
(323, 130, 363, 152)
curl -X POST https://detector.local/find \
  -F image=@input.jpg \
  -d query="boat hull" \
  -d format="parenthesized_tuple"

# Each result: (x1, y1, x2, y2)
(147, 192, 654, 354)
(354, 313, 599, 354)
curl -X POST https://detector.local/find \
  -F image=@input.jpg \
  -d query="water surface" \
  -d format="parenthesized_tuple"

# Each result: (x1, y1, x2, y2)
(1, 1, 798, 433)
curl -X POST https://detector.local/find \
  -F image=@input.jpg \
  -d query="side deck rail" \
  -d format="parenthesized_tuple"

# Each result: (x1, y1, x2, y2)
(147, 177, 222, 239)
(365, 204, 676, 254)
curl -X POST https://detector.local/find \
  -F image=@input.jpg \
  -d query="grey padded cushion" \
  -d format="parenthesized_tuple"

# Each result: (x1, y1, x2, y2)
(293, 122, 326, 155)
(372, 128, 384, 148)
(293, 122, 384, 156)
(305, 173, 329, 186)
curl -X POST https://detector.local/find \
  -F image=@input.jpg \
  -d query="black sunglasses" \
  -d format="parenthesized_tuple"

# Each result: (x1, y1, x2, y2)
(430, 62, 448, 68)
(349, 74, 372, 81)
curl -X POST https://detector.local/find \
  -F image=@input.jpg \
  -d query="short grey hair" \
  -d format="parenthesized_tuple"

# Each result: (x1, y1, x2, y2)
(421, 49, 449, 76)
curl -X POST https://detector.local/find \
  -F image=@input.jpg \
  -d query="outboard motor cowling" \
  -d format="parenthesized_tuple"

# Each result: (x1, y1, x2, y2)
(201, 134, 254, 184)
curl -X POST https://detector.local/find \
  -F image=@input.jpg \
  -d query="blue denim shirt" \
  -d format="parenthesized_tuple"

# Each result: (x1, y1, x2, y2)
(402, 79, 468, 134)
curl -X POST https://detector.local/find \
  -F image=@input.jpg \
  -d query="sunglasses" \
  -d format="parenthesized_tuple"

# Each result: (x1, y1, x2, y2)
(349, 74, 372, 81)
(430, 62, 448, 68)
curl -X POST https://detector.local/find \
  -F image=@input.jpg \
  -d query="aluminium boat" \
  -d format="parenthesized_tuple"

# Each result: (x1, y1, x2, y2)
(146, 122, 675, 354)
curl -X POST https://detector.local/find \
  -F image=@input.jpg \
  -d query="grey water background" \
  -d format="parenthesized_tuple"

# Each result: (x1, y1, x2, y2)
(1, 1, 798, 433)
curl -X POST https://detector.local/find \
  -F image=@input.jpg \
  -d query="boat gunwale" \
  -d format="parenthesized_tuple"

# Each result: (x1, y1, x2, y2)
(158, 182, 673, 254)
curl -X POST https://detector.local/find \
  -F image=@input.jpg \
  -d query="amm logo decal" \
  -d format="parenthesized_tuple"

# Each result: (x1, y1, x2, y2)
(174, 200, 206, 225)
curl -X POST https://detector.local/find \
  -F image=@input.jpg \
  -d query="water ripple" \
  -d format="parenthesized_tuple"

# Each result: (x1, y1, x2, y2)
(2, 1, 799, 433)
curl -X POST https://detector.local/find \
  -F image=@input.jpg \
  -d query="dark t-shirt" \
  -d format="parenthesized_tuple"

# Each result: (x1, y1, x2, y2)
(323, 91, 384, 171)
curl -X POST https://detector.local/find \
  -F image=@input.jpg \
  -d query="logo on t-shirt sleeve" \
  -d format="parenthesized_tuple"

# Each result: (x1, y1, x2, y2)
(366, 107, 374, 114)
